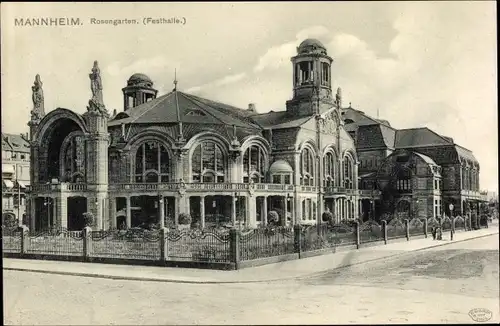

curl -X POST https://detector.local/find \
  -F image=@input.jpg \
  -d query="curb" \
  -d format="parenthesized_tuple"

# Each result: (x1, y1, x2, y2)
(298, 231, 499, 280)
(4, 231, 498, 285)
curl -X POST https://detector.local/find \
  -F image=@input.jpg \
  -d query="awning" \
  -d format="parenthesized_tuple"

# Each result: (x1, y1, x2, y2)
(3, 179, 14, 189)
(17, 181, 26, 188)
(2, 164, 15, 174)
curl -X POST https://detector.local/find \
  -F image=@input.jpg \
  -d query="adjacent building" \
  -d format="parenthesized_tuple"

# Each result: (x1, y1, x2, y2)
(2, 132, 30, 224)
(25, 38, 485, 231)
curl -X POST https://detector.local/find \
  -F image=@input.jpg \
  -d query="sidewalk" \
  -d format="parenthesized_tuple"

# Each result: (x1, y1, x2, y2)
(3, 226, 498, 284)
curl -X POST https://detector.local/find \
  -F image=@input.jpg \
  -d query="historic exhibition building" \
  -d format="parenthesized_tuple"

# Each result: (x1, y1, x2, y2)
(26, 39, 486, 231)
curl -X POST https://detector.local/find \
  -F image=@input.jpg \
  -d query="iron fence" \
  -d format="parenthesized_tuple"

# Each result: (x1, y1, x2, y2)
(386, 219, 406, 239)
(453, 216, 466, 231)
(301, 223, 357, 252)
(90, 229, 161, 260)
(441, 216, 453, 231)
(359, 221, 384, 243)
(239, 226, 295, 261)
(26, 229, 83, 256)
(166, 229, 231, 263)
(2, 226, 21, 253)
(408, 218, 425, 236)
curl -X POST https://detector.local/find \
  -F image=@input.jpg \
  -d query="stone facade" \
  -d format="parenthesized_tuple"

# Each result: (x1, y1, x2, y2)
(25, 38, 486, 231)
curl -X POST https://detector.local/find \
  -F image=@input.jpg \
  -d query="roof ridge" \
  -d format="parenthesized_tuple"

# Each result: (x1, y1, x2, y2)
(180, 92, 231, 126)
(182, 92, 259, 128)
(423, 127, 453, 144)
(128, 91, 174, 125)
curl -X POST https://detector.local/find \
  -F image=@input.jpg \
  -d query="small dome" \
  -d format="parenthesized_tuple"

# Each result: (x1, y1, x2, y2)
(269, 160, 293, 174)
(127, 73, 154, 87)
(298, 38, 327, 54)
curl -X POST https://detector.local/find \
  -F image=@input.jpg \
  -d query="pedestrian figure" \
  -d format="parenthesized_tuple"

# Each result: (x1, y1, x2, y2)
(436, 227, 442, 240)
(431, 226, 436, 240)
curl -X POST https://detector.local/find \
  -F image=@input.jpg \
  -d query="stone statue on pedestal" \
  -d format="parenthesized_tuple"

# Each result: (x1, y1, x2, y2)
(30, 74, 44, 122)
(87, 60, 108, 117)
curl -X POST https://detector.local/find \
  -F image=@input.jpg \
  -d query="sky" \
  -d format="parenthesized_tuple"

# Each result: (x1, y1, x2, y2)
(1, 2, 497, 191)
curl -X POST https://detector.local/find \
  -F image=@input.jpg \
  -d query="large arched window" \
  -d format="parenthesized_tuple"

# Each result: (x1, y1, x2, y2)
(396, 168, 411, 192)
(343, 155, 354, 189)
(134, 141, 170, 183)
(192, 141, 226, 183)
(243, 145, 266, 183)
(301, 147, 315, 186)
(62, 135, 86, 183)
(324, 151, 336, 187)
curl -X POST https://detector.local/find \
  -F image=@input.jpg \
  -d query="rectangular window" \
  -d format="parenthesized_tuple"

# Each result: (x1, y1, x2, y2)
(321, 62, 329, 85)
(273, 175, 281, 184)
(284, 175, 291, 184)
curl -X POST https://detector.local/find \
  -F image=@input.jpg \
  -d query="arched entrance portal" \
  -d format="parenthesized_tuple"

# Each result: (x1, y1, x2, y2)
(67, 197, 87, 230)
(395, 199, 411, 219)
(37, 113, 86, 183)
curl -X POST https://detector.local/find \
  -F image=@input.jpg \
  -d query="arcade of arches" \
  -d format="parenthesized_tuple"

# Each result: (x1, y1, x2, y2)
(28, 125, 368, 230)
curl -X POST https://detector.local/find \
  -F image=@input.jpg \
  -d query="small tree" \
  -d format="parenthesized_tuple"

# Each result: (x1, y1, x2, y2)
(83, 212, 95, 227)
(178, 213, 192, 225)
(322, 210, 334, 223)
(267, 211, 279, 225)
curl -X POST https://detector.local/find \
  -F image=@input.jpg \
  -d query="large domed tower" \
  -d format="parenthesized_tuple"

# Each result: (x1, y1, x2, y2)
(122, 73, 158, 111)
(286, 38, 334, 116)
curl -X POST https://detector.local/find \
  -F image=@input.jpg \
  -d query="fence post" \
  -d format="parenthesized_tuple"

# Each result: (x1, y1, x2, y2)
(405, 219, 410, 241)
(294, 224, 302, 258)
(230, 228, 240, 270)
(423, 218, 428, 238)
(20, 225, 29, 254)
(382, 220, 387, 245)
(355, 221, 360, 249)
(160, 227, 168, 264)
(83, 226, 92, 261)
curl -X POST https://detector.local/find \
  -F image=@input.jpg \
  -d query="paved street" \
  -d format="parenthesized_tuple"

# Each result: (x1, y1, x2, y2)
(3, 234, 498, 325)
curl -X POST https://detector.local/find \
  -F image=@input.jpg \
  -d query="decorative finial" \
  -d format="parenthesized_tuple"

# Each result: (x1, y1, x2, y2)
(349, 102, 352, 108)
(173, 68, 178, 91)
(30, 74, 45, 121)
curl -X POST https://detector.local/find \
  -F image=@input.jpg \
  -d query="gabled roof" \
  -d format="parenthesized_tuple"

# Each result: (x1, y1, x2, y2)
(1, 133, 30, 153)
(250, 110, 313, 129)
(395, 127, 453, 148)
(342, 107, 392, 127)
(109, 91, 260, 130)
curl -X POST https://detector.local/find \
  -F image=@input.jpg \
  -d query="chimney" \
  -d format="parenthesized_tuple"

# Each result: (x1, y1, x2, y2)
(248, 103, 256, 112)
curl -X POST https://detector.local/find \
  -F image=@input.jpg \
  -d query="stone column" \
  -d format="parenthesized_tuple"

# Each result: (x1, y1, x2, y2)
(126, 196, 131, 228)
(231, 195, 237, 225)
(30, 197, 36, 230)
(200, 196, 205, 229)
(56, 194, 68, 229)
(159, 196, 165, 228)
(174, 196, 180, 225)
(283, 196, 288, 226)
(262, 196, 268, 226)
(109, 197, 117, 229)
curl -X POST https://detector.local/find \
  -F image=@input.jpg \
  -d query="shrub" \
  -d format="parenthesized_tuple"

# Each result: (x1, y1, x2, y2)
(322, 210, 334, 222)
(267, 211, 279, 225)
(83, 212, 94, 227)
(179, 213, 192, 225)
(2, 213, 18, 227)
